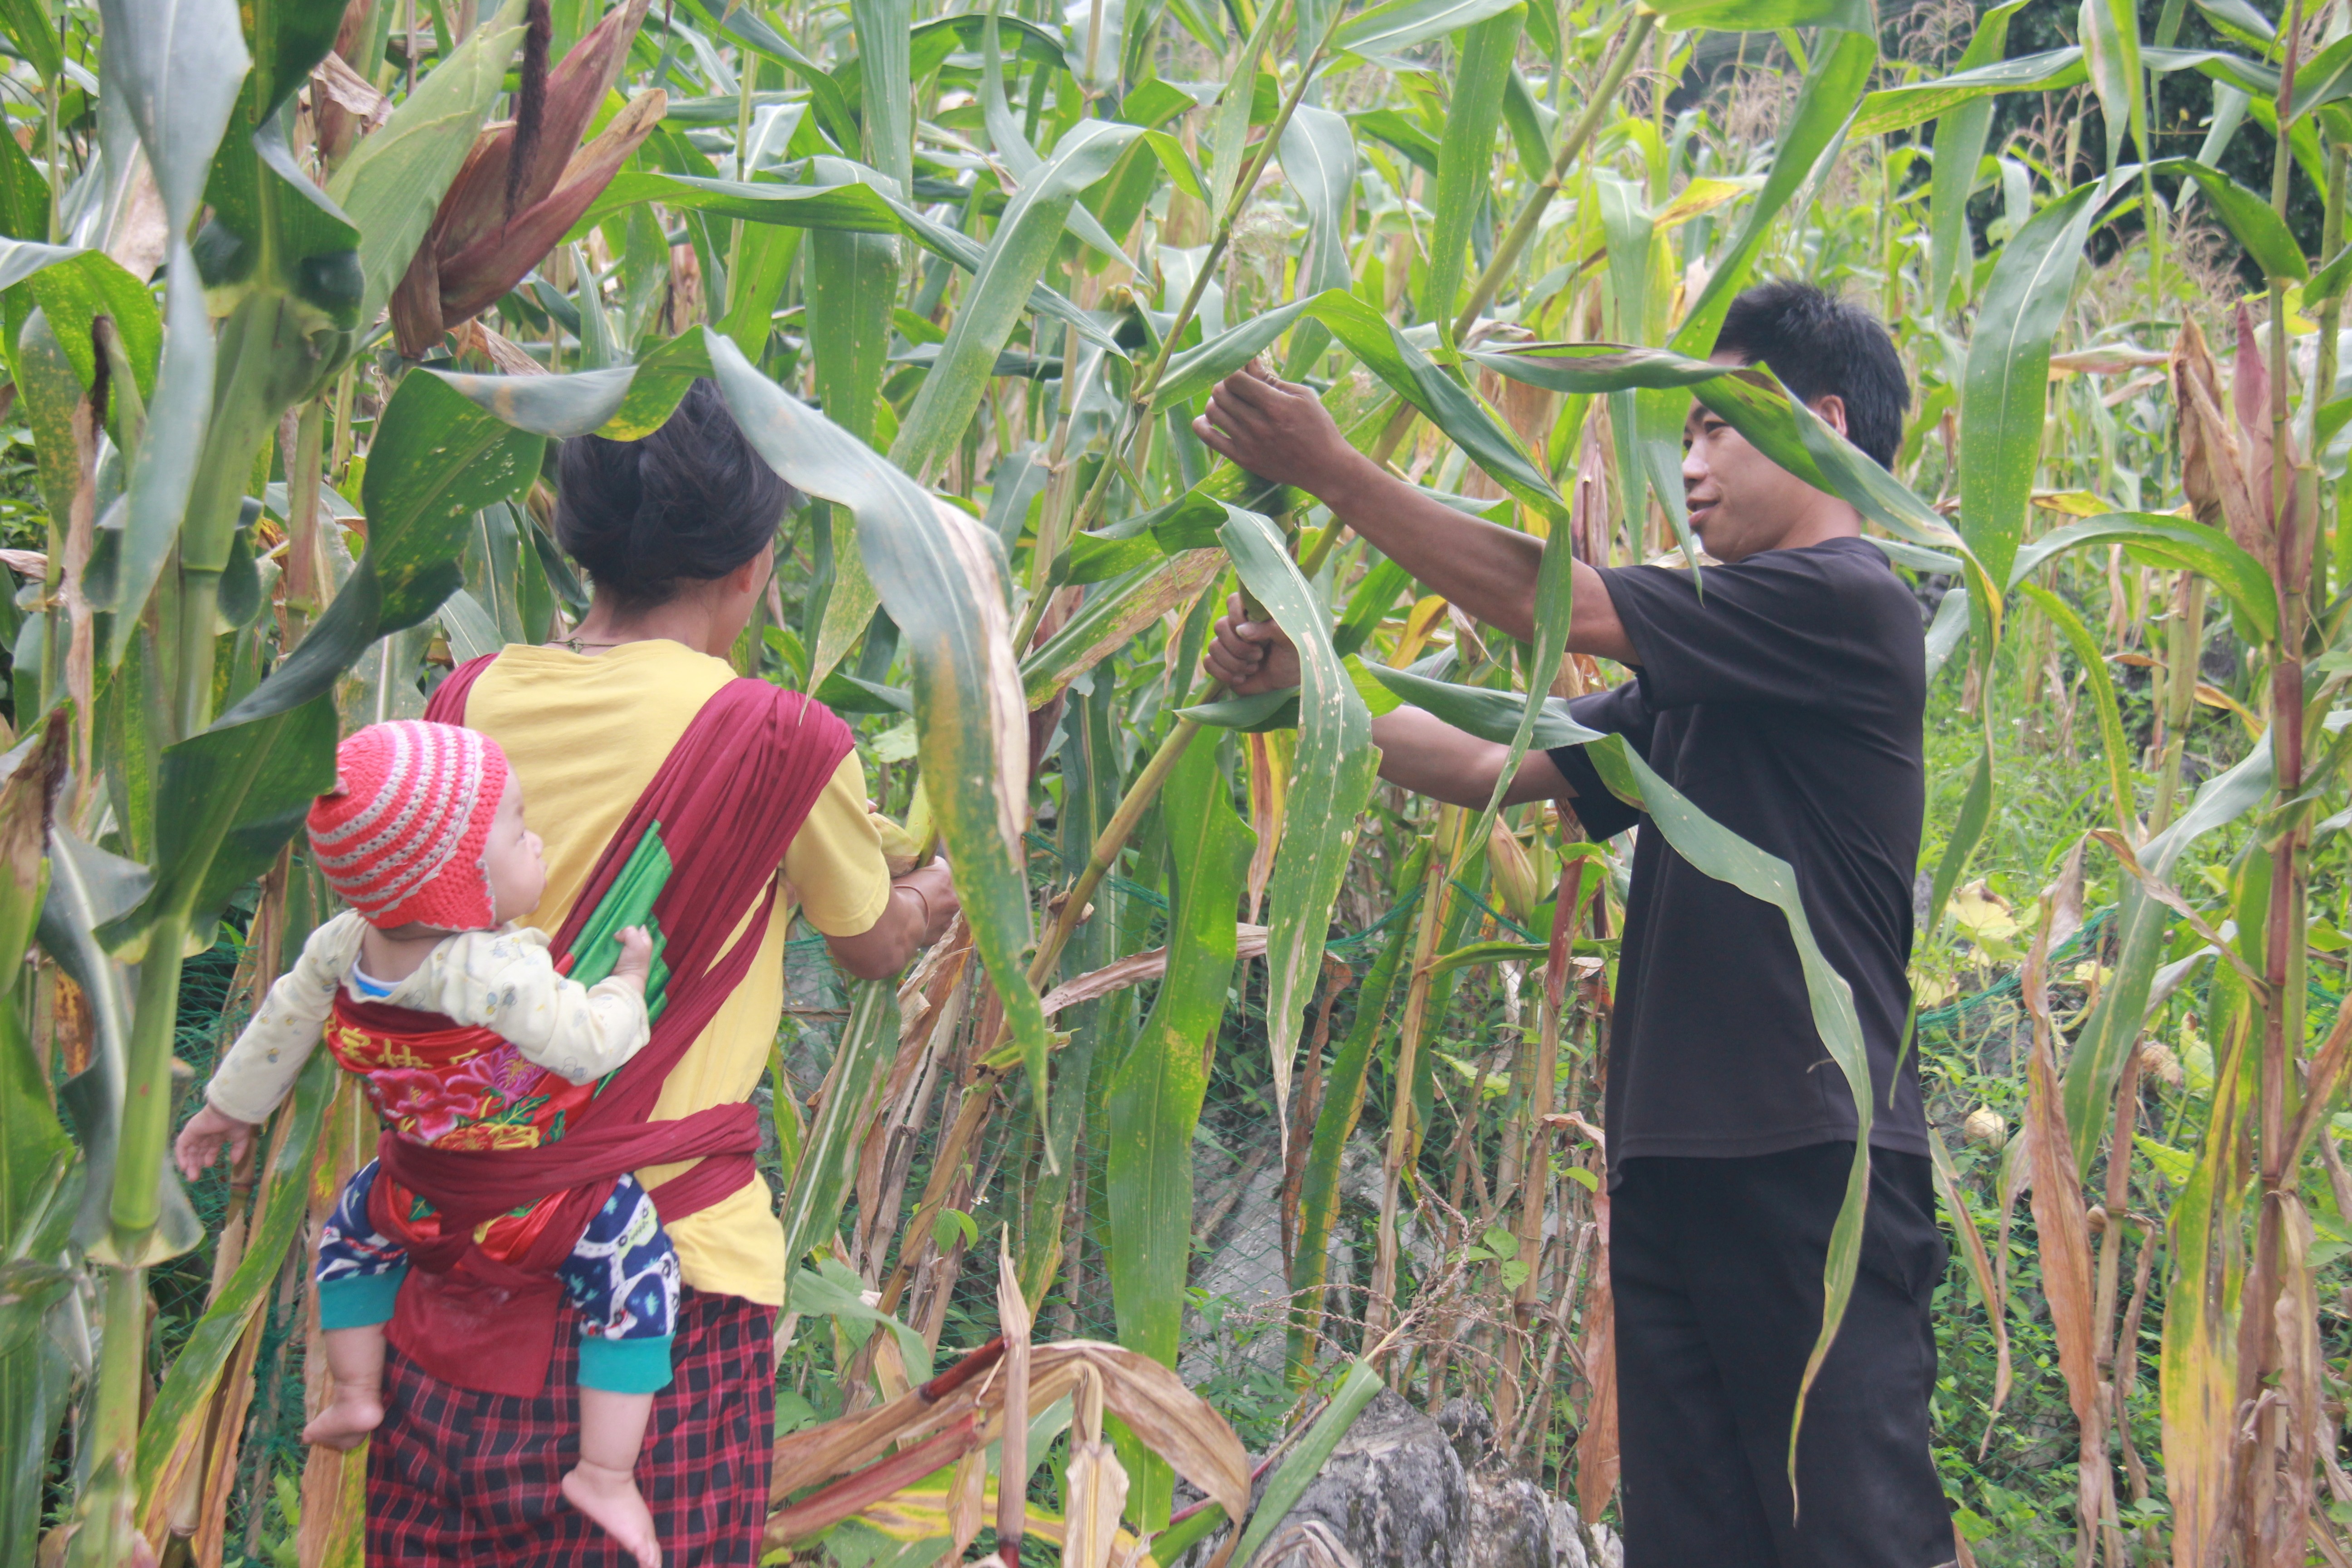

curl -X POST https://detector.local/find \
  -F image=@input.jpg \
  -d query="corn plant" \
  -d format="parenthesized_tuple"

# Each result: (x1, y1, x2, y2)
(7, 0, 2352, 1563)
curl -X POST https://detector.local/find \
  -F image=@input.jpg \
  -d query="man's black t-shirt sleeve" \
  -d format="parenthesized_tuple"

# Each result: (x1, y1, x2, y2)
(1595, 546, 1907, 719)
(1544, 682, 1648, 840)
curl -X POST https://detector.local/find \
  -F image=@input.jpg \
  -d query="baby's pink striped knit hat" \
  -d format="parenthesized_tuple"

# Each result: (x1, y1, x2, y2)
(306, 721, 510, 931)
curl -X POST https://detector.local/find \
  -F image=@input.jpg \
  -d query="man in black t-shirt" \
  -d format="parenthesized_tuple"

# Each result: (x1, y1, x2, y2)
(1194, 282, 1953, 1568)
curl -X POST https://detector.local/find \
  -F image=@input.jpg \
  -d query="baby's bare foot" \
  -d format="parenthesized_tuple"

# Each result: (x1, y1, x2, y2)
(302, 1391, 383, 1451)
(562, 1460, 661, 1568)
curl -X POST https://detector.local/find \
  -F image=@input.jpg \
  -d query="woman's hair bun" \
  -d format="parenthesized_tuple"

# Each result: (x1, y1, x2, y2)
(553, 377, 797, 609)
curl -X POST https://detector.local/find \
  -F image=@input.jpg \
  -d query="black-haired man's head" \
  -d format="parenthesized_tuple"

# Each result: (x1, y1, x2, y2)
(1678, 281, 1908, 564)
(1713, 279, 1909, 467)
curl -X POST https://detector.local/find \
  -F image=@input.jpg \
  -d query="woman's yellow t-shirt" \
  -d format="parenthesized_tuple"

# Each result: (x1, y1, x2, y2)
(461, 640, 891, 1306)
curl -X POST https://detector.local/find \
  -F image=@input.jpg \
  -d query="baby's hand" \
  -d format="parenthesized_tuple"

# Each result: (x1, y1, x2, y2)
(174, 1104, 255, 1182)
(612, 926, 654, 990)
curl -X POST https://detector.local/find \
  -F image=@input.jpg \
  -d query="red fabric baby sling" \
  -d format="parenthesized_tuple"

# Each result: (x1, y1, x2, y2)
(330, 653, 852, 1396)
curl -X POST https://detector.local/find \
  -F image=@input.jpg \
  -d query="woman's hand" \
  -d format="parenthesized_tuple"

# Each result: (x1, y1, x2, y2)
(899, 857, 960, 947)
(826, 858, 961, 980)
(175, 1103, 256, 1182)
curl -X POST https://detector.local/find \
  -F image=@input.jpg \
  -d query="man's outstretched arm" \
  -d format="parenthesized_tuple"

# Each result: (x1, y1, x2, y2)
(1373, 706, 1575, 807)
(1203, 597, 1573, 807)
(1191, 363, 1635, 663)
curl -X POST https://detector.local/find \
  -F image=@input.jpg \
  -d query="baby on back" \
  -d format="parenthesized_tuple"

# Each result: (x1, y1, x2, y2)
(176, 720, 672, 1568)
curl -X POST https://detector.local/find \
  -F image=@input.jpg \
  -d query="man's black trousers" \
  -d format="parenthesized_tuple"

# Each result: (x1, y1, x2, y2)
(1611, 1142, 1955, 1568)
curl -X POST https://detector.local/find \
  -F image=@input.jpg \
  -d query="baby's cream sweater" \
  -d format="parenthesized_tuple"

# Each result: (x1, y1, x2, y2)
(204, 909, 651, 1125)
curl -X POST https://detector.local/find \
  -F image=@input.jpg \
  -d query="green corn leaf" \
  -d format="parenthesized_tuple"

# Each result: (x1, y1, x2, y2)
(1276, 106, 1357, 374)
(1695, 369, 1967, 556)
(0, 240, 86, 294)
(1106, 736, 1251, 1366)
(703, 329, 1055, 1139)
(1367, 663, 1879, 1475)
(851, 0, 914, 197)
(1598, 174, 1659, 542)
(892, 121, 1143, 483)
(2288, 33, 2352, 120)
(1924, 8, 2032, 314)
(791, 1256, 933, 1382)
(1466, 343, 1970, 559)
(84, 360, 529, 947)
(1925, 584, 1971, 681)
(39, 830, 159, 1261)
(2080, 0, 2145, 172)
(718, 222, 804, 360)
(0, 1311, 69, 1562)
(0, 0, 59, 82)
(1021, 549, 1227, 710)
(2007, 513, 2278, 643)
(1335, 0, 1524, 57)
(681, 0, 859, 153)
(1642, 0, 1871, 27)
(1852, 45, 2082, 140)
(1219, 503, 1378, 1133)
(2190, 0, 2278, 51)
(240, 369, 545, 727)
(1368, 666, 1597, 748)
(2063, 738, 2271, 1173)
(575, 170, 905, 236)
(132, 1052, 334, 1507)
(2147, 159, 2307, 281)
(1671, 27, 1876, 358)
(1286, 846, 1421, 1383)
(806, 195, 900, 687)
(93, 0, 251, 671)
(1225, 1360, 1385, 1561)
(328, 0, 531, 332)
(1207, 2, 1282, 220)
(1422, 7, 1523, 335)
(777, 981, 898, 1284)
(1429, 939, 1552, 975)
(2017, 584, 2135, 843)
(1460, 341, 1728, 392)
(1921, 743, 1994, 958)
(96, 696, 338, 959)
(2306, 238, 2352, 302)
(2143, 44, 2277, 98)
(1578, 731, 1872, 1489)
(1957, 177, 2104, 593)
(432, 328, 715, 442)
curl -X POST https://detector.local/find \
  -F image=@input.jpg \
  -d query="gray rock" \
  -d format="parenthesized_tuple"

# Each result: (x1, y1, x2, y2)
(1183, 1388, 1612, 1568)
(1436, 1397, 1495, 1470)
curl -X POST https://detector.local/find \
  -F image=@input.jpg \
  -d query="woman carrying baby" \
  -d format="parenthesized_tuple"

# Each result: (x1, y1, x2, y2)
(183, 379, 957, 1568)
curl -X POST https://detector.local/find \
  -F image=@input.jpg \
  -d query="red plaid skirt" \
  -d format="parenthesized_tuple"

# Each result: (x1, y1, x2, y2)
(366, 1288, 775, 1565)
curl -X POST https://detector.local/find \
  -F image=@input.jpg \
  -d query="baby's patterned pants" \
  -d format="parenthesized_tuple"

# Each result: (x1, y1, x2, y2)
(315, 1158, 682, 1393)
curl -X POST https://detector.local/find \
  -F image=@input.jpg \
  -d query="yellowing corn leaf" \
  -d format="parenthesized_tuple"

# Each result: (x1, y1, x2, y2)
(2031, 488, 2123, 517)
(1029, 1343, 1252, 1524)
(996, 1248, 1034, 1558)
(1389, 594, 1450, 668)
(1063, 1439, 1132, 1568)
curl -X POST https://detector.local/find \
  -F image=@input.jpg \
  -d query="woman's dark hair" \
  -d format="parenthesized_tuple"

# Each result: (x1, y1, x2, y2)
(1714, 280, 1910, 470)
(554, 377, 797, 609)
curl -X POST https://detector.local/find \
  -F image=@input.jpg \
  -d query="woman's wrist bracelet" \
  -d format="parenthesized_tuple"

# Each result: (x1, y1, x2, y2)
(899, 879, 936, 936)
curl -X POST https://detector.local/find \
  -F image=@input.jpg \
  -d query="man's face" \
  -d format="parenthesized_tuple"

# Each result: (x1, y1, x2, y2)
(1680, 352, 1841, 564)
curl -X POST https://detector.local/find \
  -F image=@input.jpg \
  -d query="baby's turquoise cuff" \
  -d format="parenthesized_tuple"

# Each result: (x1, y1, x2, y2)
(578, 1333, 675, 1394)
(318, 1266, 405, 1330)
